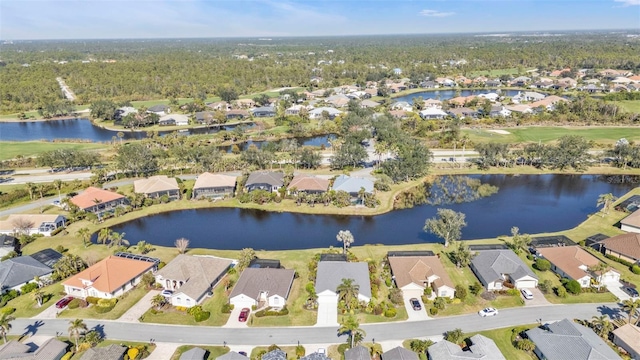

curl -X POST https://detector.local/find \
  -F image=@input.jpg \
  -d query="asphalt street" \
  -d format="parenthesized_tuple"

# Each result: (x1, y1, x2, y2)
(9, 303, 622, 346)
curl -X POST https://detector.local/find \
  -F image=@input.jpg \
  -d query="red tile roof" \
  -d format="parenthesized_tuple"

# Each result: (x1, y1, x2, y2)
(70, 187, 125, 210)
(63, 256, 154, 294)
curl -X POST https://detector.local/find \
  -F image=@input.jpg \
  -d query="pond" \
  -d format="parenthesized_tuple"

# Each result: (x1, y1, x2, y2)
(108, 174, 637, 250)
(393, 89, 522, 104)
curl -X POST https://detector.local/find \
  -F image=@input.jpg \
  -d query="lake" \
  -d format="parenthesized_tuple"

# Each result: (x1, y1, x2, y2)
(108, 174, 637, 250)
(393, 89, 521, 104)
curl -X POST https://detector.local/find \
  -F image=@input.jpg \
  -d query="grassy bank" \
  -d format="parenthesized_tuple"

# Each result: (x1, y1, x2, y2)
(461, 126, 640, 145)
(0, 141, 108, 161)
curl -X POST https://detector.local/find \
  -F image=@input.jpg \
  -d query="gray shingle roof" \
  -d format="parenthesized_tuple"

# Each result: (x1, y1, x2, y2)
(301, 353, 331, 360)
(230, 268, 295, 301)
(31, 338, 68, 360)
(0, 256, 52, 290)
(470, 250, 537, 286)
(180, 347, 206, 360)
(261, 349, 286, 360)
(0, 341, 30, 359)
(156, 255, 233, 302)
(344, 345, 371, 360)
(332, 175, 374, 194)
(428, 334, 505, 360)
(80, 344, 127, 360)
(315, 261, 371, 299)
(525, 319, 621, 360)
(217, 351, 248, 360)
(382, 347, 419, 360)
(246, 172, 284, 188)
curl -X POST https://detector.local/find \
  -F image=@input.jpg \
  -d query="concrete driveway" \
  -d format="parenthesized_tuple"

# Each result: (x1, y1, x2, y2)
(33, 303, 61, 319)
(403, 295, 430, 321)
(315, 296, 338, 326)
(523, 288, 552, 306)
(224, 303, 252, 328)
(120, 290, 158, 323)
(604, 281, 631, 301)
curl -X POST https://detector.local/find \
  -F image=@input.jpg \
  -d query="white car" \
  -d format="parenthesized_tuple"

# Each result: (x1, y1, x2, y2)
(521, 288, 534, 300)
(478, 307, 498, 317)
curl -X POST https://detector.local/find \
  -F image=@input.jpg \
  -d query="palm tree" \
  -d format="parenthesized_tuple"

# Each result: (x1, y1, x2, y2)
(338, 314, 366, 348)
(0, 313, 15, 344)
(32, 289, 45, 307)
(336, 230, 355, 254)
(591, 315, 613, 338)
(336, 278, 360, 311)
(109, 232, 128, 248)
(151, 294, 166, 309)
(97, 228, 112, 245)
(25, 182, 36, 200)
(68, 318, 88, 351)
(76, 227, 91, 248)
(596, 193, 618, 217)
(53, 179, 63, 201)
(622, 299, 640, 324)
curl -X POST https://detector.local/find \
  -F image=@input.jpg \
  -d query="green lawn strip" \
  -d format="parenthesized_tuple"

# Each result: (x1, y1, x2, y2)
(9, 283, 64, 318)
(355, 305, 408, 323)
(0, 141, 107, 161)
(612, 100, 640, 114)
(250, 346, 298, 359)
(465, 325, 537, 360)
(461, 126, 640, 145)
(69, 340, 156, 360)
(58, 285, 148, 320)
(170, 345, 229, 360)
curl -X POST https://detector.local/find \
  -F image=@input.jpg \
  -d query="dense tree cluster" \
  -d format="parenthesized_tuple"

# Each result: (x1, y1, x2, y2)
(36, 149, 100, 170)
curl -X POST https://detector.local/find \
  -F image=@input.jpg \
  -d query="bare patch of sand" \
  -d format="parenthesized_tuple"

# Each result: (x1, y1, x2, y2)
(488, 129, 511, 135)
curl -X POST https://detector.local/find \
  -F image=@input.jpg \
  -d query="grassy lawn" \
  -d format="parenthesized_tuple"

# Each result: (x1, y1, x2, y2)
(249, 278, 317, 327)
(250, 346, 299, 359)
(612, 100, 640, 114)
(70, 340, 156, 359)
(461, 126, 640, 145)
(9, 283, 64, 318)
(170, 345, 229, 360)
(465, 325, 537, 360)
(0, 141, 107, 161)
(58, 285, 149, 320)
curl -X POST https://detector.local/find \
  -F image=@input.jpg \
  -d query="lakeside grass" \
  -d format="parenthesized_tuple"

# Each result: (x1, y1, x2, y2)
(461, 126, 640, 145)
(0, 141, 108, 161)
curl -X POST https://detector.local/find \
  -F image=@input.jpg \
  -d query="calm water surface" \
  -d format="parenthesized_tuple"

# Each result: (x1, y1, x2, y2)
(109, 174, 637, 250)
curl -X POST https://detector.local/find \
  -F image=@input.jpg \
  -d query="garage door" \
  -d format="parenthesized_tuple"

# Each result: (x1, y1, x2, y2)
(516, 280, 538, 289)
(600, 272, 620, 282)
(316, 295, 338, 326)
(402, 289, 424, 300)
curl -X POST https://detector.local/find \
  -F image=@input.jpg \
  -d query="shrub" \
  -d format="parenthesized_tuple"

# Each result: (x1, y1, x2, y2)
(454, 285, 467, 300)
(337, 343, 350, 355)
(555, 286, 567, 298)
(267, 344, 281, 352)
(506, 288, 520, 296)
(564, 280, 581, 295)
(60, 352, 73, 360)
(193, 310, 210, 322)
(67, 299, 81, 309)
(538, 279, 553, 294)
(0, 307, 15, 315)
(424, 286, 433, 296)
(515, 339, 536, 351)
(604, 254, 634, 267)
(295, 345, 305, 358)
(535, 258, 551, 271)
(388, 288, 404, 305)
(20, 282, 38, 294)
(526, 254, 534, 261)
(429, 307, 439, 315)
(384, 308, 397, 318)
(85, 297, 99, 305)
(254, 306, 289, 317)
(384, 277, 392, 287)
(127, 347, 140, 360)
(631, 265, 640, 275)
(187, 305, 203, 316)
(469, 283, 483, 296)
(373, 304, 384, 315)
(434, 297, 446, 310)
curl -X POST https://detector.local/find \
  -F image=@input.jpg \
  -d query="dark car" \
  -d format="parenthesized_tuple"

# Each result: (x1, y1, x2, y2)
(238, 308, 250, 322)
(624, 287, 639, 298)
(55, 296, 74, 309)
(409, 298, 421, 311)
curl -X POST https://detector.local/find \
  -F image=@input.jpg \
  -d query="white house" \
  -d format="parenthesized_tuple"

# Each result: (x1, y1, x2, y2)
(419, 107, 448, 120)
(537, 246, 620, 287)
(387, 253, 456, 299)
(470, 250, 538, 290)
(229, 268, 295, 309)
(0, 214, 66, 237)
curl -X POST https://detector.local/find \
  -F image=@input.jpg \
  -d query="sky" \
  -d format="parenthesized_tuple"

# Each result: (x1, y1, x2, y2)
(1, 0, 639, 40)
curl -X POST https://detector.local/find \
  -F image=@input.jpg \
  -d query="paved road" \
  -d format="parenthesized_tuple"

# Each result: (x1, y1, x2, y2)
(9, 303, 621, 346)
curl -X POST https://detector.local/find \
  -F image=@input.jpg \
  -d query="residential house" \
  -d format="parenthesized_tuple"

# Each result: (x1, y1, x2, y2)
(360, 100, 380, 109)
(0, 256, 53, 293)
(326, 94, 351, 108)
(315, 261, 372, 303)
(513, 91, 546, 103)
(287, 175, 329, 195)
(344, 345, 371, 360)
(332, 175, 374, 203)
(114, 106, 136, 121)
(234, 99, 256, 108)
(435, 77, 456, 87)
(485, 79, 502, 87)
(285, 104, 306, 115)
(612, 324, 640, 360)
(428, 334, 506, 360)
(230, 268, 295, 309)
(536, 245, 620, 287)
(389, 110, 408, 119)
(387, 252, 455, 299)
(159, 114, 189, 126)
(557, 77, 578, 88)
(526, 319, 621, 360)
(194, 111, 217, 124)
(621, 209, 640, 234)
(262, 349, 287, 360)
(251, 106, 276, 117)
(70, 187, 127, 216)
(391, 101, 413, 112)
(598, 233, 640, 264)
(0, 338, 67, 360)
(448, 96, 469, 108)
(156, 254, 233, 308)
(424, 99, 443, 109)
(420, 80, 439, 89)
(0, 235, 16, 258)
(245, 171, 284, 193)
(218, 352, 249, 360)
(505, 104, 533, 114)
(489, 105, 512, 118)
(147, 104, 170, 116)
(511, 76, 531, 87)
(30, 248, 63, 268)
(180, 347, 206, 360)
(530, 95, 568, 111)
(133, 175, 180, 200)
(80, 344, 127, 360)
(63, 256, 156, 299)
(381, 347, 418, 360)
(192, 172, 237, 199)
(387, 83, 407, 93)
(530, 80, 554, 89)
(470, 249, 538, 290)
(447, 107, 478, 119)
(206, 101, 231, 111)
(477, 92, 500, 102)
(419, 107, 448, 120)
(226, 109, 250, 120)
(309, 107, 342, 120)
(0, 214, 66, 236)
(583, 84, 603, 93)
(301, 353, 331, 360)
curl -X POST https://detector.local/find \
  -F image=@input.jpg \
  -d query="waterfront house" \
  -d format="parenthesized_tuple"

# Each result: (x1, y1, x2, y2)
(245, 171, 284, 193)
(0, 214, 66, 237)
(612, 324, 640, 360)
(133, 175, 180, 200)
(287, 175, 329, 195)
(489, 105, 512, 117)
(424, 98, 443, 109)
(598, 233, 640, 264)
(229, 268, 295, 309)
(30, 248, 63, 268)
(0, 256, 53, 294)
(251, 106, 275, 117)
(419, 107, 448, 119)
(387, 251, 455, 299)
(63, 256, 155, 299)
(309, 107, 342, 120)
(0, 338, 67, 360)
(0, 235, 16, 258)
(70, 187, 127, 216)
(511, 76, 531, 87)
(226, 109, 250, 120)
(470, 249, 538, 290)
(621, 209, 640, 233)
(536, 245, 620, 287)
(158, 114, 189, 126)
(147, 104, 170, 116)
(360, 99, 380, 109)
(447, 107, 478, 119)
(192, 172, 237, 199)
(382, 347, 418, 360)
(526, 319, 621, 360)
(332, 175, 374, 203)
(155, 254, 233, 308)
(315, 261, 372, 303)
(428, 334, 506, 360)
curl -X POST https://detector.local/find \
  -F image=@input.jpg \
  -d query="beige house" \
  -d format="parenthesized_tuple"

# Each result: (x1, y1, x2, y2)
(287, 175, 329, 195)
(70, 187, 127, 216)
(229, 268, 295, 309)
(64, 256, 156, 299)
(599, 233, 640, 264)
(133, 175, 180, 200)
(537, 246, 620, 287)
(388, 252, 455, 299)
(192, 172, 237, 199)
(621, 210, 640, 234)
(0, 214, 66, 236)
(613, 324, 640, 360)
(155, 254, 233, 308)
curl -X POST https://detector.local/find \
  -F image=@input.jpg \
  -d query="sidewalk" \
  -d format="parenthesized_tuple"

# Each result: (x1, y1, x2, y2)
(118, 290, 159, 323)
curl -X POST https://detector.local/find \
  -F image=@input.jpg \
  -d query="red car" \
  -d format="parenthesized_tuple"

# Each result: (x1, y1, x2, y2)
(238, 308, 250, 322)
(55, 296, 74, 309)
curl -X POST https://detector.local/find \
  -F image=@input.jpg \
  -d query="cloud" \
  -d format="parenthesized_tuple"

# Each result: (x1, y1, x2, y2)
(614, 0, 640, 5)
(420, 9, 455, 17)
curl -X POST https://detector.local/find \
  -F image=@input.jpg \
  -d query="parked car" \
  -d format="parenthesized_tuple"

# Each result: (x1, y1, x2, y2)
(238, 308, 250, 322)
(521, 288, 534, 300)
(161, 290, 173, 297)
(478, 307, 498, 317)
(410, 298, 422, 311)
(55, 296, 74, 309)
(624, 286, 639, 298)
